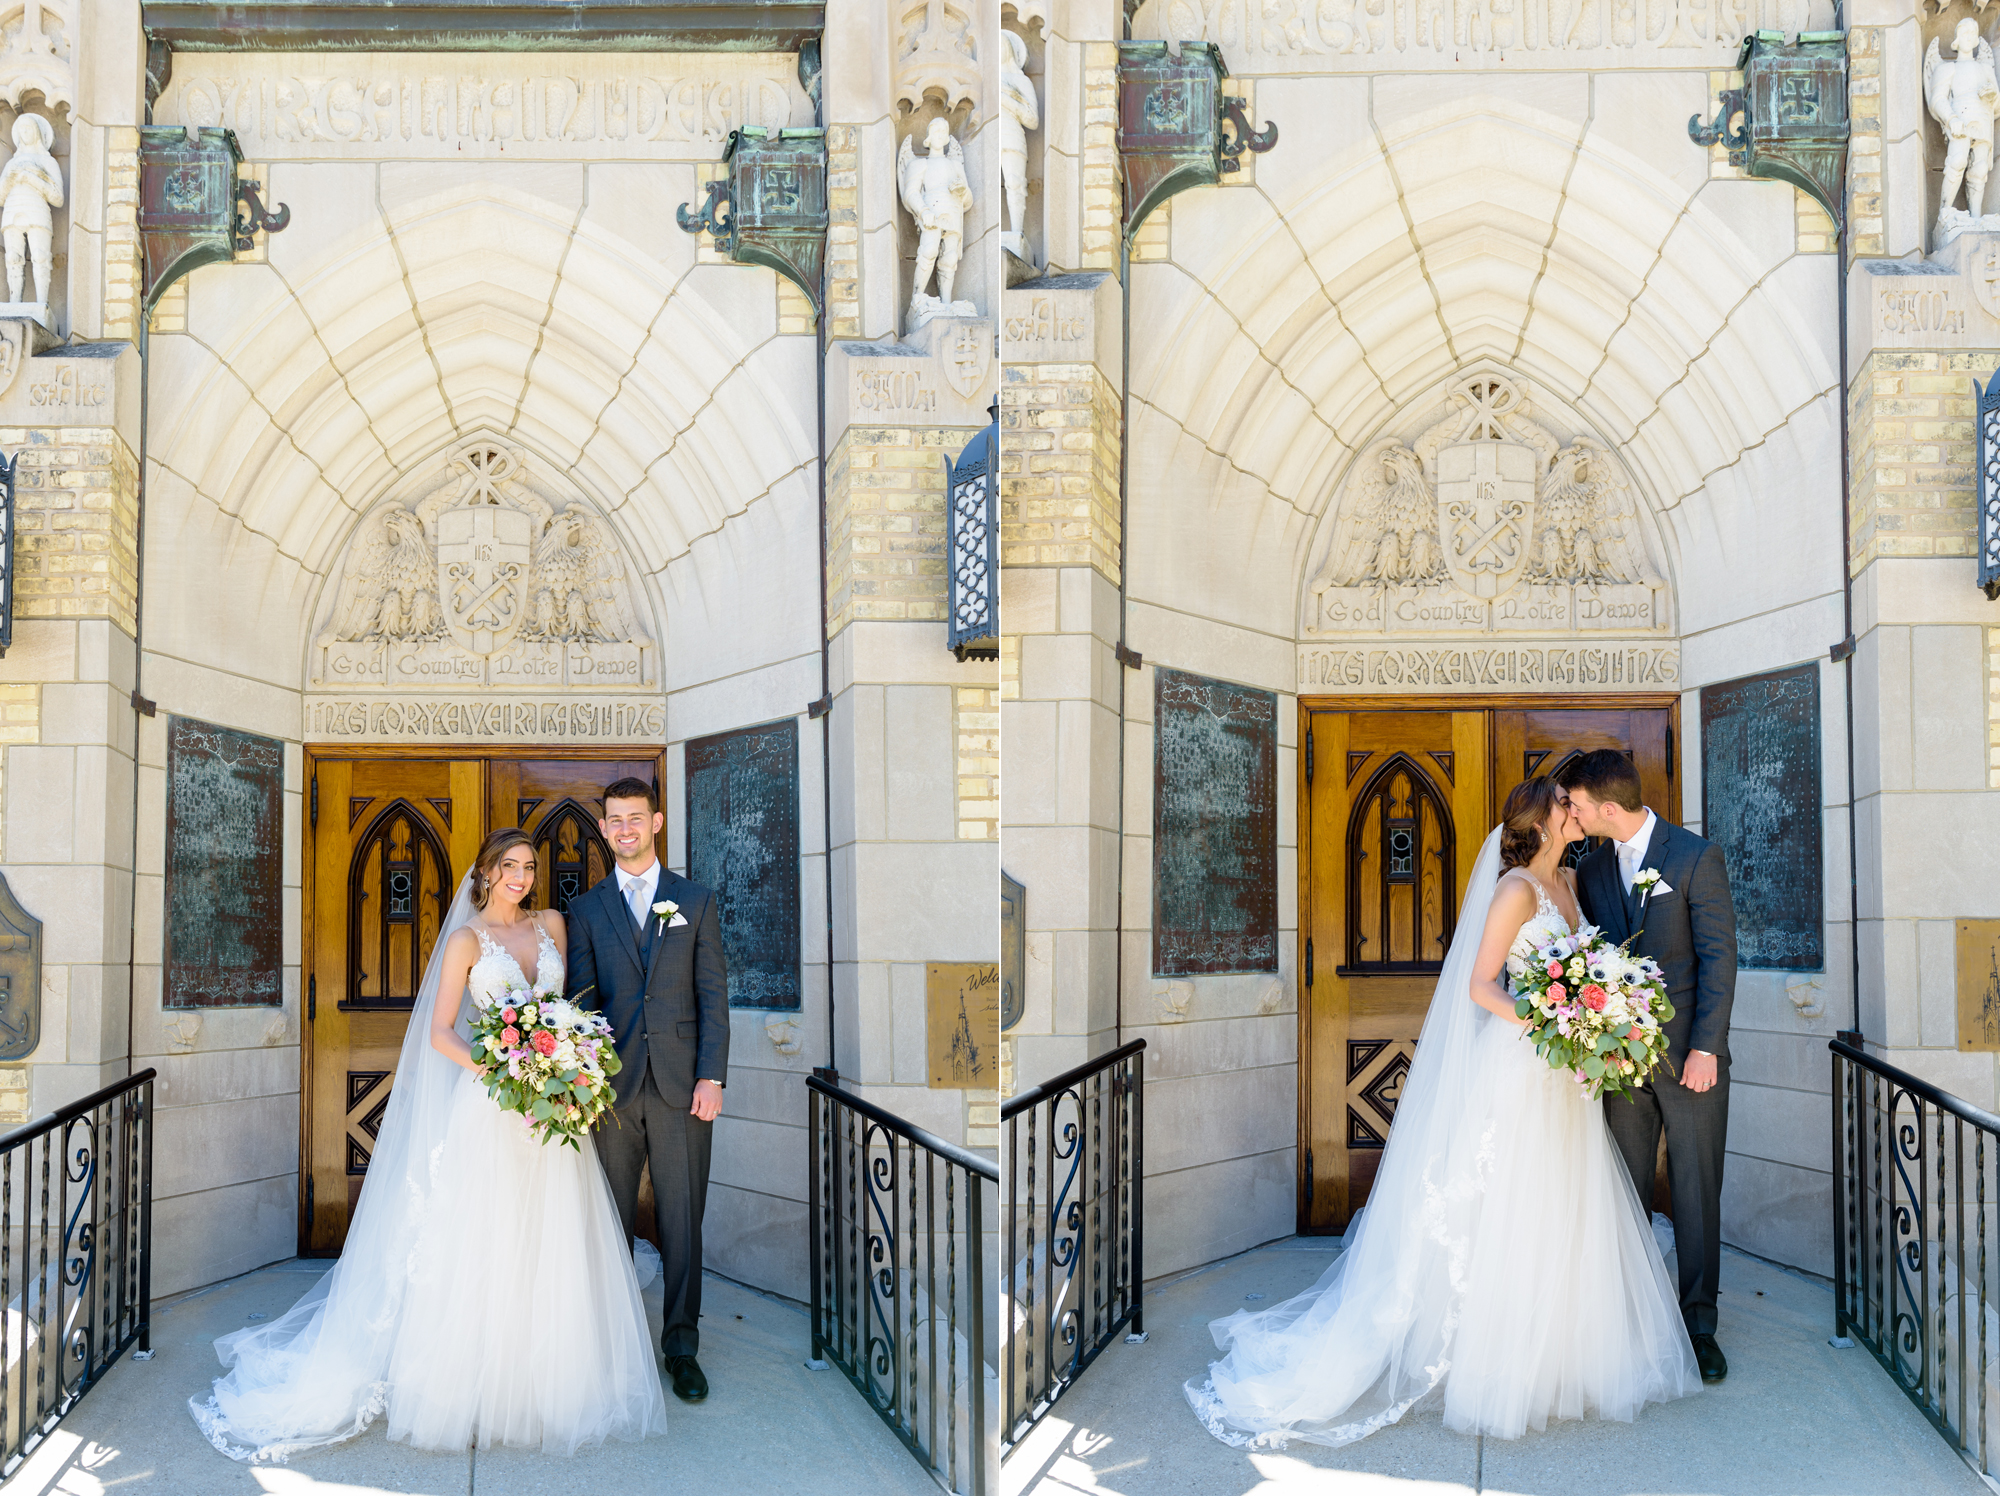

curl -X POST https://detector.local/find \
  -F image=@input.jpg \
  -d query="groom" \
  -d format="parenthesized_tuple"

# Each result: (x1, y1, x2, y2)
(565, 776, 730, 1403)
(1557, 749, 1737, 1385)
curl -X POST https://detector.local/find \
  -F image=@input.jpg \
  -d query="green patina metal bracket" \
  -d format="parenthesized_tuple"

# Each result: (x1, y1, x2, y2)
(1689, 30, 1849, 227)
(677, 126, 829, 312)
(1116, 41, 1277, 238)
(138, 126, 291, 307)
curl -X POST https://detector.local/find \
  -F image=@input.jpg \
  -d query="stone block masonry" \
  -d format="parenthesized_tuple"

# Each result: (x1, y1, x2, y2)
(826, 124, 861, 340)
(0, 683, 39, 862)
(102, 130, 142, 346)
(1849, 28, 1884, 261)
(1080, 43, 1120, 270)
(1989, 625, 2000, 790)
(999, 361, 1120, 580)
(956, 684, 998, 839)
(1847, 351, 1986, 574)
(5, 428, 141, 634)
(824, 424, 981, 633)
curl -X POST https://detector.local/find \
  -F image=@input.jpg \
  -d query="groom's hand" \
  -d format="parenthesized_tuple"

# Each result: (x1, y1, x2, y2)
(1681, 1050, 1718, 1094)
(691, 1079, 724, 1122)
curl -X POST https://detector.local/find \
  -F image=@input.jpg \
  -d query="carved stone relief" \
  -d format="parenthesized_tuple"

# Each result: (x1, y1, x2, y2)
(310, 437, 655, 693)
(1306, 372, 1667, 640)
(895, 0, 981, 116)
(154, 54, 810, 159)
(0, 0, 71, 112)
(1129, 0, 1829, 70)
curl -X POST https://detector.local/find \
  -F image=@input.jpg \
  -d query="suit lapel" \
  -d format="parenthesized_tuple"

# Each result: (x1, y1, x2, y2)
(602, 873, 647, 983)
(1626, 818, 1664, 928)
(1593, 846, 1628, 940)
(639, 869, 667, 977)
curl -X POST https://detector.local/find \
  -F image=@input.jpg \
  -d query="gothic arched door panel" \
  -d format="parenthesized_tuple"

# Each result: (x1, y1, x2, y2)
(487, 758, 663, 916)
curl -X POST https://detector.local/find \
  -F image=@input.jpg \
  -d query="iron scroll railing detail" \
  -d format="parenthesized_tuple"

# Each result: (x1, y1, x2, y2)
(807, 1075, 995, 1495)
(1978, 368, 2000, 601)
(1000, 1038, 1145, 1454)
(0, 1069, 154, 1478)
(1833, 1038, 2000, 1482)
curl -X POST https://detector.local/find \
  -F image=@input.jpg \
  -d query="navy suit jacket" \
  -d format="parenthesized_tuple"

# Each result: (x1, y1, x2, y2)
(564, 865, 729, 1110)
(1573, 817, 1738, 1066)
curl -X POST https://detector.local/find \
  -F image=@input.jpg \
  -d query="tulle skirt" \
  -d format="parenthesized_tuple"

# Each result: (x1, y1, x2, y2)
(1187, 1018, 1700, 1447)
(194, 1069, 667, 1460)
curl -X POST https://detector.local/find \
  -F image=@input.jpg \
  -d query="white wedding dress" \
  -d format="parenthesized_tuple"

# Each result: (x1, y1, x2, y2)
(1187, 830, 1699, 1448)
(191, 879, 668, 1462)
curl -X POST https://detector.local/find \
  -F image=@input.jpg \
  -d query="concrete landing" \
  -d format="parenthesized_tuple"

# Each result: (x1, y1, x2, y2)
(4, 1258, 941, 1495)
(1004, 1238, 1993, 1496)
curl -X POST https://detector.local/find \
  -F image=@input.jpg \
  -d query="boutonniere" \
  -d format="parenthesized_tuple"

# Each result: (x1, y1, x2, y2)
(652, 900, 678, 935)
(1633, 868, 1672, 904)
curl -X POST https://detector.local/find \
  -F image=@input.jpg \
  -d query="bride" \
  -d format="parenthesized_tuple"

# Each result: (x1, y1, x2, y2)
(190, 829, 669, 1462)
(1187, 777, 1700, 1448)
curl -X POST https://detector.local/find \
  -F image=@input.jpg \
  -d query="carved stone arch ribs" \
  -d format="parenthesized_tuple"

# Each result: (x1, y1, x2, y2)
(1303, 369, 1673, 664)
(346, 799, 452, 1008)
(1345, 753, 1456, 972)
(309, 433, 660, 698)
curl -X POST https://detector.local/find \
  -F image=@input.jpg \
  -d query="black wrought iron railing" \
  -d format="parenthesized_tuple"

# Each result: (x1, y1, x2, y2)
(1833, 1037, 2000, 1482)
(1000, 1038, 1144, 1454)
(0, 1069, 155, 1479)
(807, 1075, 996, 1496)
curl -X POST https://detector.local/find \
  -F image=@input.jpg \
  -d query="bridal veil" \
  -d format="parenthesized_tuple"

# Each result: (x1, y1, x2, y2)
(192, 873, 482, 1461)
(1187, 828, 1510, 1446)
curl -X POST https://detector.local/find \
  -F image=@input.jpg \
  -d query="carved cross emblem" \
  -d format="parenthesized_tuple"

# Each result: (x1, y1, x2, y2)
(1434, 439, 1537, 600)
(1974, 241, 2000, 325)
(941, 321, 991, 398)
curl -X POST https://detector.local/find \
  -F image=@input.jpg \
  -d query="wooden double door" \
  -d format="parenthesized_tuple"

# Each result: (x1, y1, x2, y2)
(1298, 697, 1679, 1233)
(301, 749, 663, 1255)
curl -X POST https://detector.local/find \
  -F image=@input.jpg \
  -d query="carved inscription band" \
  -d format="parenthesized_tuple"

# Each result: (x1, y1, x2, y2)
(1300, 642, 1681, 691)
(158, 56, 808, 158)
(307, 696, 666, 742)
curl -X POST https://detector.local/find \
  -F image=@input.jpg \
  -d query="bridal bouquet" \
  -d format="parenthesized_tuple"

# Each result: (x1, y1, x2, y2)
(468, 982, 622, 1149)
(1508, 922, 1675, 1100)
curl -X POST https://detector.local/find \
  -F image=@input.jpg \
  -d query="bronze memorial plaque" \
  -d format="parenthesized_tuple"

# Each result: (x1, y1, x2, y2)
(1958, 920, 2000, 1052)
(927, 961, 998, 1089)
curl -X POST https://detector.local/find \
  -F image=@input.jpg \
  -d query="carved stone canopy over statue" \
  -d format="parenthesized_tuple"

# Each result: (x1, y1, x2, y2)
(1927, 17, 2000, 248)
(1307, 372, 1666, 638)
(312, 438, 656, 690)
(898, 116, 978, 332)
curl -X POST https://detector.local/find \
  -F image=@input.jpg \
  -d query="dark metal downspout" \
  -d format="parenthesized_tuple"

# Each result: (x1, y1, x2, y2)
(1833, 5, 1863, 1045)
(1113, 234, 1132, 1051)
(811, 57, 837, 1083)
(124, 319, 152, 1077)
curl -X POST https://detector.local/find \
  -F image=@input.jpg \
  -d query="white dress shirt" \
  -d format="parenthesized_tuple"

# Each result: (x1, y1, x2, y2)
(1614, 808, 1657, 893)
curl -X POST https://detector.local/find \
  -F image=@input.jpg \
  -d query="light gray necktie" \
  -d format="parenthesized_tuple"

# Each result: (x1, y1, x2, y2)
(1618, 840, 1639, 893)
(624, 874, 649, 932)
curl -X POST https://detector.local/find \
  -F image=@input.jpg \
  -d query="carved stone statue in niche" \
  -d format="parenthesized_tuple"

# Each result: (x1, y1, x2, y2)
(313, 438, 654, 690)
(999, 29, 1039, 260)
(898, 116, 977, 331)
(0, 113, 60, 310)
(1307, 372, 1664, 639)
(1927, 18, 2000, 247)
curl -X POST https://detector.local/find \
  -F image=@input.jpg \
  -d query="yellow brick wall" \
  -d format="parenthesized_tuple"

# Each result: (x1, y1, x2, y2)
(1848, 351, 1986, 574)
(824, 424, 981, 633)
(7, 427, 141, 631)
(826, 125, 861, 340)
(1081, 42, 1120, 269)
(1849, 27, 1884, 259)
(1989, 625, 2000, 790)
(102, 129, 142, 344)
(999, 361, 1121, 580)
(0, 683, 40, 863)
(956, 684, 998, 839)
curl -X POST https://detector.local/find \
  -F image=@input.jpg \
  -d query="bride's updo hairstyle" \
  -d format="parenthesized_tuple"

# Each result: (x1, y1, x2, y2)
(1499, 777, 1560, 870)
(471, 827, 536, 911)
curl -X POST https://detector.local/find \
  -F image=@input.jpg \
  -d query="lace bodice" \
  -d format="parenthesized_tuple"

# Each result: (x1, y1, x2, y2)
(1503, 872, 1576, 985)
(468, 921, 563, 1005)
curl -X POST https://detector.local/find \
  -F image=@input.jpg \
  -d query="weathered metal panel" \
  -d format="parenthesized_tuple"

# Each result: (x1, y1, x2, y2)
(165, 716, 285, 1008)
(0, 873, 41, 1060)
(138, 126, 241, 307)
(685, 717, 801, 1010)
(1153, 667, 1278, 977)
(926, 961, 996, 1088)
(143, 0, 827, 53)
(1700, 662, 1823, 972)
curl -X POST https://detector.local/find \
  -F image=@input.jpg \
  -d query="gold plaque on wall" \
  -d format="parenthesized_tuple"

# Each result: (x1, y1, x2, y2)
(1957, 921, 2000, 1051)
(928, 962, 998, 1089)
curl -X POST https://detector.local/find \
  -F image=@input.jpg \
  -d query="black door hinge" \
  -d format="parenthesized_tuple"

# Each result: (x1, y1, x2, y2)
(1304, 937, 1313, 988)
(1304, 1147, 1314, 1209)
(307, 973, 315, 1023)
(1664, 725, 1675, 780)
(304, 1174, 314, 1227)
(1305, 728, 1314, 784)
(310, 774, 318, 827)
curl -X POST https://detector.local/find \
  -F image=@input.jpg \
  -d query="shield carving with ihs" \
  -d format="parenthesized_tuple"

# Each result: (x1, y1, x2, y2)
(1436, 441, 1536, 599)
(437, 504, 532, 655)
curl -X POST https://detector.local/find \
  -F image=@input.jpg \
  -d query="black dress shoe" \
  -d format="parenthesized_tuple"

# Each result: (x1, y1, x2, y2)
(1691, 1333, 1728, 1383)
(667, 1355, 709, 1402)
